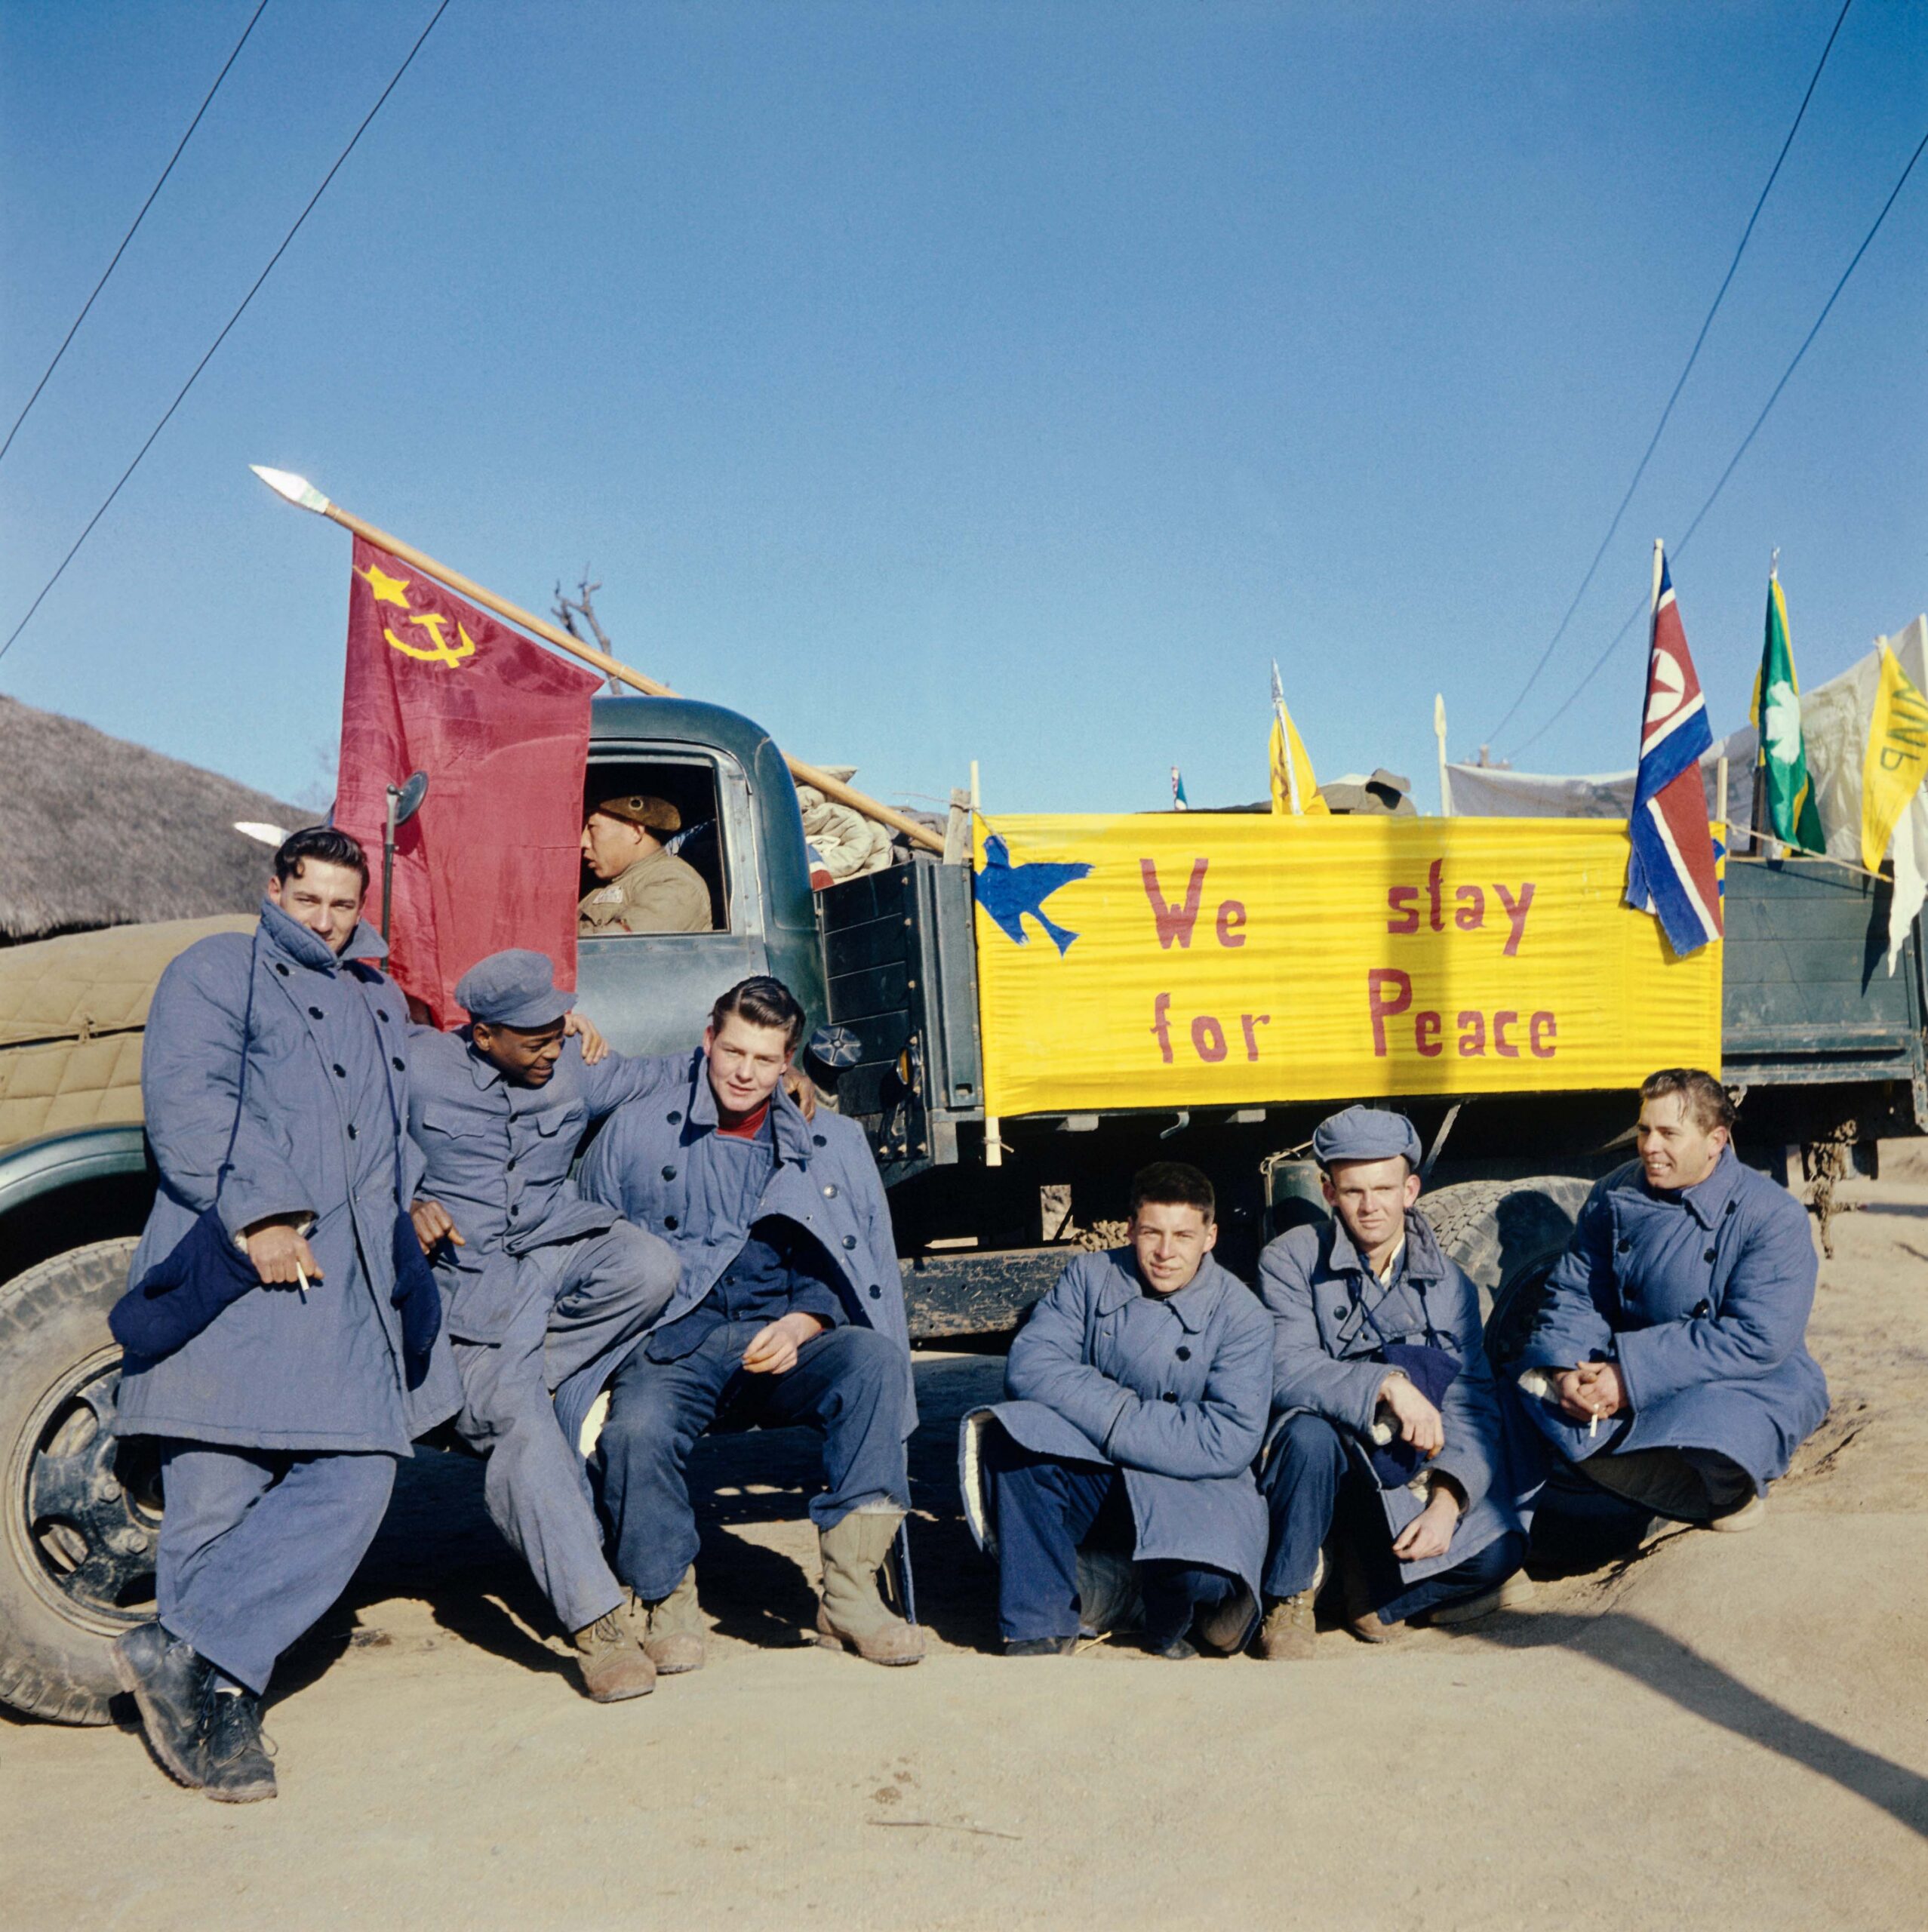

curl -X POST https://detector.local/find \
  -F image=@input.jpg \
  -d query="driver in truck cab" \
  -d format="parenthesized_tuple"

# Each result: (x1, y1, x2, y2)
(578, 793, 712, 935)
(1511, 1067, 1828, 1547)
(564, 975, 924, 1669)
(1253, 1106, 1533, 1659)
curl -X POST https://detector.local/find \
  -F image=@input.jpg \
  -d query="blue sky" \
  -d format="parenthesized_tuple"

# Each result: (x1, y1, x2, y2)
(2, 1, 1923, 816)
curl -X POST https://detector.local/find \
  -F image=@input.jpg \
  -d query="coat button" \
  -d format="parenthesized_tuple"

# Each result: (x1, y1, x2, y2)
(662, 1166, 677, 1181)
(823, 1183, 838, 1198)
(1616, 1238, 1632, 1254)
(309, 1005, 325, 1019)
(841, 1235, 857, 1250)
(275, 963, 289, 977)
(814, 1134, 828, 1147)
(346, 1124, 358, 1140)
(1161, 1392, 1179, 1404)
(663, 1215, 679, 1231)
(667, 1110, 682, 1125)
(376, 1009, 389, 1023)
(869, 1284, 881, 1300)
(506, 1158, 518, 1172)
(1725, 1201, 1737, 1216)
(333, 1064, 347, 1078)
(1176, 1346, 1191, 1361)
(509, 1205, 518, 1219)
(1703, 1247, 1717, 1264)
(1692, 1300, 1711, 1318)
(392, 1056, 405, 1072)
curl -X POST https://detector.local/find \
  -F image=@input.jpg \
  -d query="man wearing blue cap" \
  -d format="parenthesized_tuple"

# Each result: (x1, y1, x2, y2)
(1253, 1105, 1531, 1658)
(407, 949, 681, 1702)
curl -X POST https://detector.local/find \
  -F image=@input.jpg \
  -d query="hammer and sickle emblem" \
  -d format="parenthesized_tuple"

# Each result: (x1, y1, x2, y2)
(383, 609, 478, 668)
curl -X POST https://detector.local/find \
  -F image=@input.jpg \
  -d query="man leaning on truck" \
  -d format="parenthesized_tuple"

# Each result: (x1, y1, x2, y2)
(569, 975, 924, 1667)
(1511, 1068, 1828, 1540)
(109, 828, 459, 1804)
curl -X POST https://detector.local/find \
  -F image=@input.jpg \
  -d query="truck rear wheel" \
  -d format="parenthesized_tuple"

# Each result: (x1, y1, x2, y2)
(0, 1238, 158, 1724)
(1419, 1176, 1594, 1373)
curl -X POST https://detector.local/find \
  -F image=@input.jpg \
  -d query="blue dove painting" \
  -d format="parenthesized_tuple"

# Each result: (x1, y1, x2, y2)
(975, 834, 1094, 955)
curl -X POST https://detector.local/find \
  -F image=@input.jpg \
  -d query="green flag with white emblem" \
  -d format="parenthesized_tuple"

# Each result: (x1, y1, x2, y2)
(1750, 571, 1824, 851)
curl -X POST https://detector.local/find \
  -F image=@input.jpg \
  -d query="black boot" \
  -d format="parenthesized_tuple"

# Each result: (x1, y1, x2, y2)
(112, 1623, 211, 1788)
(200, 1687, 277, 1804)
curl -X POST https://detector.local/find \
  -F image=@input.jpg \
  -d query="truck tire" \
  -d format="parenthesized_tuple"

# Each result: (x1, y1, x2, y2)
(1419, 1176, 1595, 1373)
(0, 1238, 158, 1724)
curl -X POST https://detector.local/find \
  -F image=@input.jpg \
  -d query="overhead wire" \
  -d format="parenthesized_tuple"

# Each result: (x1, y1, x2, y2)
(0, 0, 453, 669)
(1508, 117, 1928, 759)
(1483, 0, 1856, 746)
(0, 0, 274, 468)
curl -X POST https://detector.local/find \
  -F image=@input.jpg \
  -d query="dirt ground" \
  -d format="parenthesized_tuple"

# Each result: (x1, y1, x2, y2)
(5, 1161, 1926, 1931)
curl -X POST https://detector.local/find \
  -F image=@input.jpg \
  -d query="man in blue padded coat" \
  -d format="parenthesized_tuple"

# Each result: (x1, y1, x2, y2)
(1513, 1068, 1827, 1542)
(407, 949, 681, 1703)
(569, 976, 922, 1669)
(1253, 1106, 1533, 1659)
(112, 828, 460, 1803)
(963, 1161, 1272, 1660)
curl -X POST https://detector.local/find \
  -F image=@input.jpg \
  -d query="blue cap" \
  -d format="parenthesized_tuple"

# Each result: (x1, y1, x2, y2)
(454, 949, 574, 1029)
(1311, 1105, 1422, 1172)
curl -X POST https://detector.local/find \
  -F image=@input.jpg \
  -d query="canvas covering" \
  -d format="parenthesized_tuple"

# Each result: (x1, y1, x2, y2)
(0, 915, 250, 1149)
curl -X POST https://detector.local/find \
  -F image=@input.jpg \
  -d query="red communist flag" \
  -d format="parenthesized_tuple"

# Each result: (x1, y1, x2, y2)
(334, 537, 601, 1027)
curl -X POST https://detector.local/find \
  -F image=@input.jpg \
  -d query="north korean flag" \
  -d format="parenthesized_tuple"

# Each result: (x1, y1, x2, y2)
(1625, 549, 1722, 955)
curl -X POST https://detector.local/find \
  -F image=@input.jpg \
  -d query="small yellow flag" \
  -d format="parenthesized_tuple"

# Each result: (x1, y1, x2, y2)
(1268, 705, 1328, 816)
(1861, 644, 1928, 872)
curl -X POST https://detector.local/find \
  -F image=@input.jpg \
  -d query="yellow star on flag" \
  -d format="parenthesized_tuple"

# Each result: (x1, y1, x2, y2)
(358, 561, 413, 610)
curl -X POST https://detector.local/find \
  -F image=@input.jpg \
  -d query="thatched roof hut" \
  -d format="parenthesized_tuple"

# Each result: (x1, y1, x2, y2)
(0, 694, 310, 944)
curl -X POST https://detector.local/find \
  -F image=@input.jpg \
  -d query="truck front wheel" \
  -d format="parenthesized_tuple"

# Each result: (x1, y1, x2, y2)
(0, 1238, 159, 1724)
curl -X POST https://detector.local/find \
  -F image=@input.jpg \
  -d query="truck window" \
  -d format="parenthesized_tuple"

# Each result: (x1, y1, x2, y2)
(581, 758, 730, 934)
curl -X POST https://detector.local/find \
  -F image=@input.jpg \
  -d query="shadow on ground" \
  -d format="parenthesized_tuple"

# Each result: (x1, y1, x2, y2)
(271, 1352, 1007, 1699)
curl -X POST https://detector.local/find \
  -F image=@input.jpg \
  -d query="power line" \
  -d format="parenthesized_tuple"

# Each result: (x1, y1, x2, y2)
(1508, 117, 1928, 759)
(0, 0, 452, 669)
(1484, 0, 1856, 745)
(0, 0, 274, 469)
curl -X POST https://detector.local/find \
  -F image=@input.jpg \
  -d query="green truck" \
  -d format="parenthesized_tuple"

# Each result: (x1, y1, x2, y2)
(2, 693, 1922, 1723)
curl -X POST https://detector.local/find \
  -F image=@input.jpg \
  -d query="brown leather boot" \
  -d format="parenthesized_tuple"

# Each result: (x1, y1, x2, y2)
(1255, 1590, 1318, 1660)
(572, 1609, 656, 1701)
(630, 1569, 706, 1675)
(815, 1510, 925, 1666)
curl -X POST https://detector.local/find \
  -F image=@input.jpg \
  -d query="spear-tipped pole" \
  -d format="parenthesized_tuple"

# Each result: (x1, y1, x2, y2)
(250, 466, 945, 855)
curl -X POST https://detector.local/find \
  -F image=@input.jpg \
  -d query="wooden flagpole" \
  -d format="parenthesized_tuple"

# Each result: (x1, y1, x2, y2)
(251, 467, 946, 855)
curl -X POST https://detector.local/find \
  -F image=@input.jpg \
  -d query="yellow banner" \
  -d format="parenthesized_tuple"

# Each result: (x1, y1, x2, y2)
(973, 815, 1722, 1117)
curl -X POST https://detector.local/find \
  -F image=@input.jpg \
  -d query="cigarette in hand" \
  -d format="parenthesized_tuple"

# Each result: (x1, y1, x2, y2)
(1588, 1409, 1598, 1439)
(295, 1262, 310, 1303)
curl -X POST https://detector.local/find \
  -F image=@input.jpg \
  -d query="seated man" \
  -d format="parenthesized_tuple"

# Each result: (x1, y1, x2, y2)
(1513, 1067, 1827, 1540)
(579, 793, 712, 935)
(408, 950, 681, 1701)
(573, 975, 922, 1667)
(967, 1161, 1271, 1660)
(1256, 1107, 1530, 1659)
